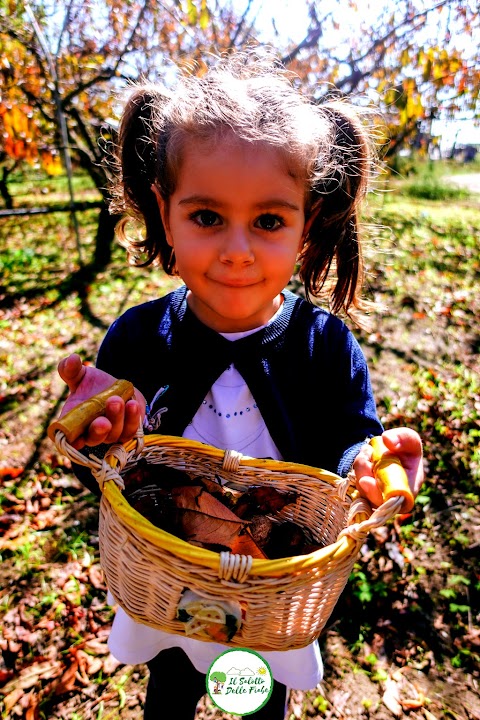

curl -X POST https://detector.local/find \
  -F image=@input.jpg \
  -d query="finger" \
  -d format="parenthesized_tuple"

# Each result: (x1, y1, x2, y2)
(119, 400, 142, 442)
(382, 428, 424, 496)
(58, 353, 85, 392)
(103, 396, 126, 443)
(353, 446, 381, 506)
(356, 476, 383, 508)
(86, 416, 114, 447)
(71, 416, 113, 450)
(382, 428, 423, 457)
(352, 444, 372, 476)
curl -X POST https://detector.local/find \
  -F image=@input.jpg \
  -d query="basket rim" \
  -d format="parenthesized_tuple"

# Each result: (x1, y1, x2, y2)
(101, 433, 368, 578)
(120, 433, 348, 486)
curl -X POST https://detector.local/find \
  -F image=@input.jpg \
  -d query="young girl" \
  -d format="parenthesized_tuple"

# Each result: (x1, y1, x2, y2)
(57, 52, 424, 719)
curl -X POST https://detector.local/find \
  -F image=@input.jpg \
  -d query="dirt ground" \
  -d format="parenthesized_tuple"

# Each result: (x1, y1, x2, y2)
(1, 181, 479, 720)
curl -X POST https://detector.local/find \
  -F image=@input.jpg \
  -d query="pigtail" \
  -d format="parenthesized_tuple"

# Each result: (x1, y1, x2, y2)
(112, 85, 176, 274)
(299, 101, 374, 327)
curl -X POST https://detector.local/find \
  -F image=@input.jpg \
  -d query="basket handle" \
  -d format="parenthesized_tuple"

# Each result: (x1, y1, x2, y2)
(48, 379, 135, 445)
(370, 435, 414, 513)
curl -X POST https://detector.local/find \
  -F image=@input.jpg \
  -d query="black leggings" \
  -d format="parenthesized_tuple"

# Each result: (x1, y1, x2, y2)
(144, 647, 287, 719)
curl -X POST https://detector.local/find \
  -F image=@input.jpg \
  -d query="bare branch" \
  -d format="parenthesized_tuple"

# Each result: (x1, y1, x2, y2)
(110, 0, 151, 77)
(55, 0, 76, 60)
(67, 105, 102, 162)
(229, 0, 255, 49)
(281, 14, 330, 66)
(5, 25, 49, 84)
(355, 0, 451, 64)
(62, 69, 117, 106)
(19, 84, 55, 124)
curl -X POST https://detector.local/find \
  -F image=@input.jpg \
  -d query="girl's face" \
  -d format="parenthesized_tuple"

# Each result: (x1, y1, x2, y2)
(156, 135, 309, 333)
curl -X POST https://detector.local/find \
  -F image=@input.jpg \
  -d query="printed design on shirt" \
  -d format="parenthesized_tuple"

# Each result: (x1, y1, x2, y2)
(183, 364, 282, 457)
(200, 365, 259, 420)
(207, 648, 273, 715)
(201, 397, 258, 419)
(143, 385, 169, 432)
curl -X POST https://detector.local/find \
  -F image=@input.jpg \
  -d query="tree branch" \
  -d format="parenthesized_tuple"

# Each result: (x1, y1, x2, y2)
(111, 0, 151, 77)
(55, 0, 76, 61)
(281, 13, 330, 66)
(228, 0, 255, 50)
(67, 105, 103, 163)
(355, 0, 451, 64)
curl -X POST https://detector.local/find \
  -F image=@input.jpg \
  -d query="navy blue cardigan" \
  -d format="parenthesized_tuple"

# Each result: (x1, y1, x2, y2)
(94, 286, 383, 479)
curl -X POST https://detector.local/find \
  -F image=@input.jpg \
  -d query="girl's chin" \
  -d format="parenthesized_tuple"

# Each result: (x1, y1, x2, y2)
(187, 292, 281, 331)
(196, 307, 270, 332)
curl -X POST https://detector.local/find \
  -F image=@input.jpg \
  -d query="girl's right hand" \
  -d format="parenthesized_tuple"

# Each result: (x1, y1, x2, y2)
(58, 353, 145, 450)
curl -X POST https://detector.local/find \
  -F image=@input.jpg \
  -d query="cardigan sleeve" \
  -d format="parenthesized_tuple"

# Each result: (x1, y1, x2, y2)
(285, 304, 383, 476)
(323, 319, 383, 477)
(95, 300, 173, 406)
(96, 312, 136, 379)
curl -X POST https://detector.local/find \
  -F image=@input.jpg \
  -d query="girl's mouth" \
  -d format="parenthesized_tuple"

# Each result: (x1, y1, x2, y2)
(212, 277, 260, 288)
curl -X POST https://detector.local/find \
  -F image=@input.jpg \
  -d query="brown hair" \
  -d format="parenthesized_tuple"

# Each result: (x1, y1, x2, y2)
(110, 51, 377, 326)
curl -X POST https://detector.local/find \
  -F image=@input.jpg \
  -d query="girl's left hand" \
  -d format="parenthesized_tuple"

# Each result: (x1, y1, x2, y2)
(353, 428, 424, 508)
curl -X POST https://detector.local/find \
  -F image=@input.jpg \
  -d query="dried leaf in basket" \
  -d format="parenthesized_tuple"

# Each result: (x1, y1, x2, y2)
(233, 486, 298, 519)
(248, 515, 273, 547)
(171, 486, 240, 516)
(190, 474, 225, 496)
(171, 486, 247, 546)
(123, 459, 196, 493)
(175, 509, 246, 546)
(263, 521, 314, 559)
(230, 529, 268, 559)
(191, 475, 244, 512)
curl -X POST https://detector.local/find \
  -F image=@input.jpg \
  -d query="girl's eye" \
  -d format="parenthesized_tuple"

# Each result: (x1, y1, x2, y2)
(191, 210, 221, 227)
(255, 214, 283, 231)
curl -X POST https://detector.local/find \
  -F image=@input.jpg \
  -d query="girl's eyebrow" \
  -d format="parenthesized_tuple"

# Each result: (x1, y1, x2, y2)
(178, 195, 301, 212)
(255, 199, 302, 212)
(178, 195, 221, 208)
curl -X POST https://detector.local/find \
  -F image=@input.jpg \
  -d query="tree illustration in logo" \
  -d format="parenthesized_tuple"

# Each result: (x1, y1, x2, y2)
(210, 671, 227, 694)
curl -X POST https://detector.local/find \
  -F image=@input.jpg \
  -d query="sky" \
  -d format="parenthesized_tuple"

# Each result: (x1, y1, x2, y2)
(250, 0, 310, 43)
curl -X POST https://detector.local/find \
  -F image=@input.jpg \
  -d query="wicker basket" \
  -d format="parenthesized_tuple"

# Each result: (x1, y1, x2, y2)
(48, 380, 413, 652)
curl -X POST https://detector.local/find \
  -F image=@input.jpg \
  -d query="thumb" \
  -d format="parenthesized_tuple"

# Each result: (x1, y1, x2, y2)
(58, 353, 86, 393)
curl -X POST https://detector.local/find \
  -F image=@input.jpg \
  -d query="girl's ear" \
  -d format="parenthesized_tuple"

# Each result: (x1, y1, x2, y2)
(151, 184, 173, 247)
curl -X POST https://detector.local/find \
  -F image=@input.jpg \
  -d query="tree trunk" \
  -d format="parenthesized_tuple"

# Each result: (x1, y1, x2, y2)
(0, 166, 14, 209)
(94, 205, 121, 269)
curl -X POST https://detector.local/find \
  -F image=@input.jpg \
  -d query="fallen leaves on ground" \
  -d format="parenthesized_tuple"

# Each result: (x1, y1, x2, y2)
(2, 191, 480, 718)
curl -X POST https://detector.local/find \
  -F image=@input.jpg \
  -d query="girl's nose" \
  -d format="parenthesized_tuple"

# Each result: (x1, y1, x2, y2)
(219, 226, 254, 265)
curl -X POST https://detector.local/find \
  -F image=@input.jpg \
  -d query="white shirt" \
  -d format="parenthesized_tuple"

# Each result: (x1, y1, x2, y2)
(107, 317, 323, 690)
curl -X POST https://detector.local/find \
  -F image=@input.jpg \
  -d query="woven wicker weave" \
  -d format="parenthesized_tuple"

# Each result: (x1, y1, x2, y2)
(51, 425, 408, 652)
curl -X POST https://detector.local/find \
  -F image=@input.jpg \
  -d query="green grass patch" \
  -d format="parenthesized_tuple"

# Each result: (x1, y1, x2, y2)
(403, 175, 470, 201)
(6, 169, 101, 206)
